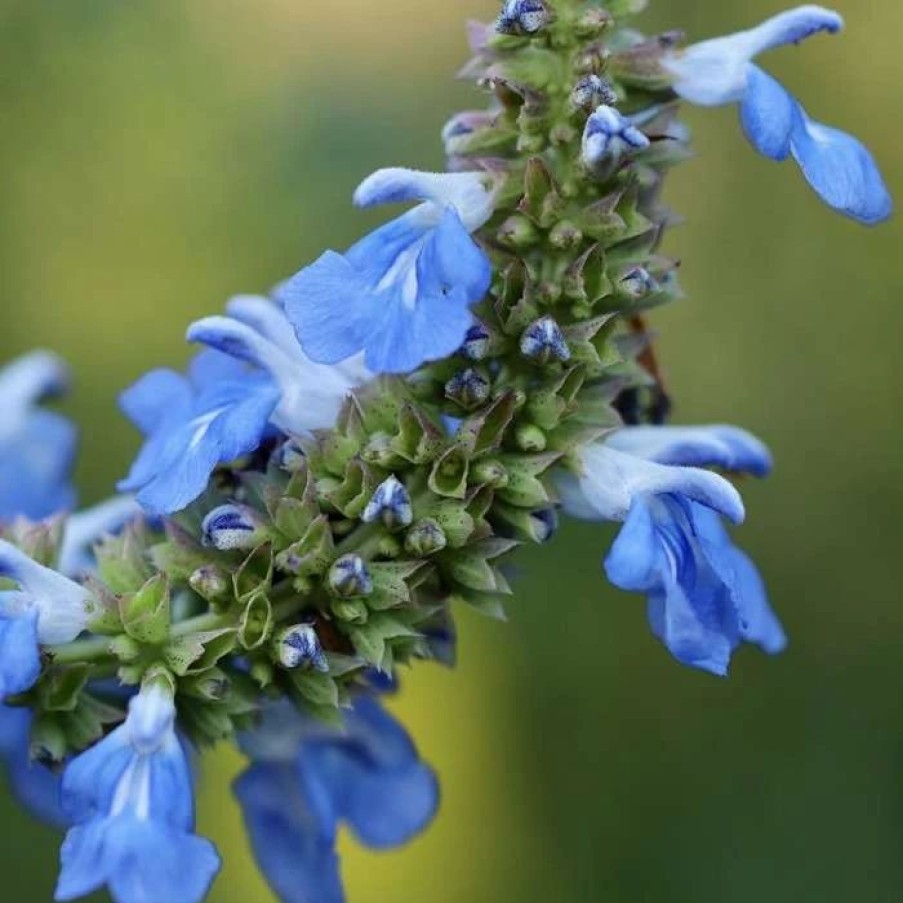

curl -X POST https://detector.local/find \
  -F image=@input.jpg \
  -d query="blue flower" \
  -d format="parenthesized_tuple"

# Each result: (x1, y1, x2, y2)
(558, 425, 786, 676)
(56, 683, 220, 903)
(0, 540, 91, 698)
(277, 168, 494, 375)
(0, 351, 77, 522)
(662, 5, 892, 224)
(581, 105, 650, 169)
(120, 296, 368, 516)
(235, 696, 439, 903)
(0, 704, 67, 827)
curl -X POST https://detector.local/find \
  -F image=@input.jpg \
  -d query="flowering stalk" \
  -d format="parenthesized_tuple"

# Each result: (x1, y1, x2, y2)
(0, 3, 890, 903)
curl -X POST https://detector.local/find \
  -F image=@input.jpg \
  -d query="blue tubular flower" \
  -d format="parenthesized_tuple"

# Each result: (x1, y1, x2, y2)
(188, 295, 370, 435)
(235, 696, 439, 903)
(277, 169, 494, 375)
(56, 683, 220, 903)
(662, 5, 892, 224)
(118, 348, 281, 516)
(559, 425, 786, 676)
(0, 704, 67, 827)
(0, 351, 77, 522)
(0, 540, 90, 698)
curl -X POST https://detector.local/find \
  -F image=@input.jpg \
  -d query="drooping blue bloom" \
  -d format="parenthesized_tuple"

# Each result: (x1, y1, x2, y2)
(662, 5, 892, 224)
(0, 540, 91, 698)
(120, 296, 368, 516)
(56, 683, 220, 903)
(277, 168, 494, 375)
(558, 425, 786, 676)
(0, 351, 77, 522)
(581, 105, 650, 169)
(0, 704, 67, 827)
(235, 695, 439, 903)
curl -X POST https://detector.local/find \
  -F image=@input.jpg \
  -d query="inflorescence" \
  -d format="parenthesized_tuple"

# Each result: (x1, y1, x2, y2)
(0, 3, 891, 902)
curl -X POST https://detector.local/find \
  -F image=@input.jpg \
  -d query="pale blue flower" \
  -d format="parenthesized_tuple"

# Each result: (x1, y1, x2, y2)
(0, 540, 91, 698)
(0, 351, 77, 522)
(663, 5, 892, 224)
(559, 425, 786, 676)
(56, 684, 220, 903)
(278, 169, 494, 375)
(235, 696, 438, 903)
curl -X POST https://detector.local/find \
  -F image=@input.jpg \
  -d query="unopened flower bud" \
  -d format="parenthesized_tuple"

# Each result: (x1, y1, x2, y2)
(496, 0, 551, 36)
(574, 8, 613, 38)
(461, 322, 491, 361)
(515, 423, 548, 453)
(445, 368, 491, 410)
(520, 317, 571, 364)
(331, 597, 370, 625)
(496, 214, 539, 249)
(531, 508, 558, 543)
(201, 504, 266, 552)
(404, 518, 448, 556)
(189, 565, 231, 605)
(548, 220, 583, 250)
(570, 74, 617, 111)
(581, 105, 650, 169)
(619, 266, 660, 300)
(362, 475, 414, 530)
(328, 554, 373, 598)
(278, 438, 306, 472)
(273, 623, 329, 673)
(472, 459, 510, 489)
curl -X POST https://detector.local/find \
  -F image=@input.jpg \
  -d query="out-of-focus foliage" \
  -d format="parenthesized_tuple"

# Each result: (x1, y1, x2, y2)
(0, 1, 900, 901)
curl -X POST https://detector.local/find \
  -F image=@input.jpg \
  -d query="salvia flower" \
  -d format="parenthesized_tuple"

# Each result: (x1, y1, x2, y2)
(277, 168, 494, 375)
(581, 105, 650, 170)
(662, 5, 892, 224)
(0, 351, 77, 522)
(56, 683, 220, 903)
(559, 425, 786, 675)
(0, 540, 90, 698)
(234, 696, 438, 903)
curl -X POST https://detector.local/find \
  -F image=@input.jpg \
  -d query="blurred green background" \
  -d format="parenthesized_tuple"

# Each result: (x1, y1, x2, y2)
(1, 0, 901, 901)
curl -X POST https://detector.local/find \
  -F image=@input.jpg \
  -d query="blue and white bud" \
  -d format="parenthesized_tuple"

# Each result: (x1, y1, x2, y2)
(619, 266, 660, 301)
(278, 168, 494, 375)
(661, 6, 891, 224)
(56, 682, 220, 903)
(531, 508, 559, 544)
(581, 105, 650, 169)
(571, 74, 617, 111)
(0, 540, 91, 697)
(461, 321, 491, 361)
(445, 368, 491, 409)
(520, 316, 571, 364)
(496, 0, 551, 36)
(201, 503, 266, 552)
(328, 554, 373, 598)
(273, 623, 329, 673)
(362, 476, 414, 531)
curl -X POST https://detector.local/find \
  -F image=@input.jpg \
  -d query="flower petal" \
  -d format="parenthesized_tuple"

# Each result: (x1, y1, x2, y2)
(606, 425, 773, 476)
(790, 112, 893, 225)
(740, 65, 796, 160)
(0, 611, 41, 698)
(353, 168, 493, 232)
